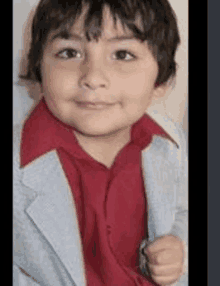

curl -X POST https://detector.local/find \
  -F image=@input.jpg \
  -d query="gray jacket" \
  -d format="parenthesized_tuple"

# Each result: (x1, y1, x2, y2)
(13, 110, 188, 286)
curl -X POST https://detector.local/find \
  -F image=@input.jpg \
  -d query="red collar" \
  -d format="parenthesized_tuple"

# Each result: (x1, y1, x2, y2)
(21, 97, 168, 168)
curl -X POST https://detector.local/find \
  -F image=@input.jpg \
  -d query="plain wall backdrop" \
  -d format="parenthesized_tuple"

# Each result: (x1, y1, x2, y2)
(13, 0, 188, 137)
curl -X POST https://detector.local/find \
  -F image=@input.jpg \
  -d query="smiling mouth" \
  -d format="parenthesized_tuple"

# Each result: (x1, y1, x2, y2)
(75, 101, 115, 110)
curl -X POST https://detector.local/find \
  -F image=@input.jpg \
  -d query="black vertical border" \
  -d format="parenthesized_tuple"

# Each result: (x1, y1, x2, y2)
(208, 0, 220, 285)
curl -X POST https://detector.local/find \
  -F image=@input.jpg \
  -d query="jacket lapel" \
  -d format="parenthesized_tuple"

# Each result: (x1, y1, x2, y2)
(141, 135, 179, 241)
(22, 150, 86, 286)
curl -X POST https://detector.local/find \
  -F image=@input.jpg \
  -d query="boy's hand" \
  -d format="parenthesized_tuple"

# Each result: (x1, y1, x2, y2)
(144, 235, 184, 285)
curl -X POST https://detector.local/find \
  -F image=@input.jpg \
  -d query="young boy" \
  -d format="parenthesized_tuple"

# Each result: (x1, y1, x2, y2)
(13, 0, 188, 285)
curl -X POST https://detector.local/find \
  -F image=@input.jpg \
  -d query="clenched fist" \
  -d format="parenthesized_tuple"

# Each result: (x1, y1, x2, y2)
(144, 235, 184, 285)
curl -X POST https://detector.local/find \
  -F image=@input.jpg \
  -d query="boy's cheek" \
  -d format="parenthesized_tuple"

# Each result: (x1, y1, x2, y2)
(43, 75, 78, 99)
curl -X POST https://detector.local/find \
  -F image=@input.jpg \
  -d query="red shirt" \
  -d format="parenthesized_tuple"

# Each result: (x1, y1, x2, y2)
(21, 97, 168, 286)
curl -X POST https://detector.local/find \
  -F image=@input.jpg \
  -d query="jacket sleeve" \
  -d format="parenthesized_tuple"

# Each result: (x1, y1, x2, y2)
(168, 122, 188, 286)
(13, 264, 40, 286)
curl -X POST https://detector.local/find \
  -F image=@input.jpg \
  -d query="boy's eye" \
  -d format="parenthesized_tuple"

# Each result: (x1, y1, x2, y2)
(55, 48, 136, 61)
(55, 48, 81, 59)
(113, 50, 136, 61)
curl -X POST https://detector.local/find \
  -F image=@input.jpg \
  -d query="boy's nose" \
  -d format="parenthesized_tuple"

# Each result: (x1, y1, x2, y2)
(79, 64, 110, 91)
(81, 81, 106, 91)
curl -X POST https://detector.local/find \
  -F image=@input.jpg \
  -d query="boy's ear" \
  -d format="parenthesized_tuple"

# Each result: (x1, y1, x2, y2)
(153, 83, 169, 99)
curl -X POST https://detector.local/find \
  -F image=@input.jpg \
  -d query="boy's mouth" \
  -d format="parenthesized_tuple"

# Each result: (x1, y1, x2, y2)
(75, 101, 115, 110)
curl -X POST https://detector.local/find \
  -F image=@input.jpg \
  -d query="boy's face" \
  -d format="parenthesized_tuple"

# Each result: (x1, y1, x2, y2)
(41, 5, 168, 138)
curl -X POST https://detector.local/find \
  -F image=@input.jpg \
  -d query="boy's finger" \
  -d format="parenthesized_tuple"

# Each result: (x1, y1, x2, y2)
(145, 243, 167, 256)
(151, 273, 179, 286)
(148, 262, 181, 276)
(145, 236, 174, 254)
(143, 251, 157, 265)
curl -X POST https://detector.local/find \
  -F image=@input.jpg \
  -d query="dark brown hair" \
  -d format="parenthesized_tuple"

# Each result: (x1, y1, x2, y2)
(19, 0, 180, 86)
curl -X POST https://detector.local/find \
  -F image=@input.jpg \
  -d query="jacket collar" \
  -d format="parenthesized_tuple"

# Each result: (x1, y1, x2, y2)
(146, 110, 180, 148)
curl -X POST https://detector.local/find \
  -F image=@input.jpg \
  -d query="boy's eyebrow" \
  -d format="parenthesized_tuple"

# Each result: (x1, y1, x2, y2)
(49, 30, 83, 43)
(49, 30, 138, 43)
(107, 35, 138, 42)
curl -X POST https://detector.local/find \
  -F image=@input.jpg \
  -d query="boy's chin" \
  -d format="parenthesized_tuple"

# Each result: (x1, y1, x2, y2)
(73, 125, 127, 139)
(75, 128, 117, 138)
(57, 118, 113, 136)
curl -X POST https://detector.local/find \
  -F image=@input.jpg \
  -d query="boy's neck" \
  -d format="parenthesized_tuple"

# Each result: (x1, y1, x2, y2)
(73, 127, 131, 168)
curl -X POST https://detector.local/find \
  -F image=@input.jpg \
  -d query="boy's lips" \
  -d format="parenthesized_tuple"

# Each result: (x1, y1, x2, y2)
(75, 100, 115, 110)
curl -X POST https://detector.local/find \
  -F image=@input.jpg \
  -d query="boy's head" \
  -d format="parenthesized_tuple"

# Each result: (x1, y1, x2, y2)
(20, 0, 180, 137)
